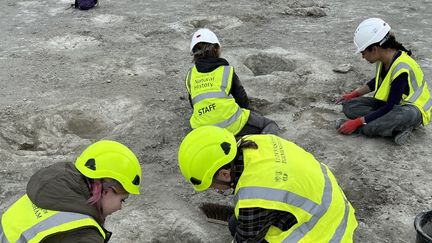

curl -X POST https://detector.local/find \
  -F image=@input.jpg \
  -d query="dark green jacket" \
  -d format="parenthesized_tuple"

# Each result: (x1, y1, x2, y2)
(26, 162, 106, 243)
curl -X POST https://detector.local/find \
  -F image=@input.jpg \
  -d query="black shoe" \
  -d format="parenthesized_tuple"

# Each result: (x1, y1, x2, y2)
(394, 129, 412, 145)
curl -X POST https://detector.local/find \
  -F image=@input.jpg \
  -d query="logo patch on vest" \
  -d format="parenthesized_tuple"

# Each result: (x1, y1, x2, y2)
(32, 203, 49, 219)
(194, 76, 215, 90)
(271, 136, 289, 182)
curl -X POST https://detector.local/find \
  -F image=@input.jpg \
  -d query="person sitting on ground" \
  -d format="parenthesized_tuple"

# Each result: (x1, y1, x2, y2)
(0, 140, 142, 243)
(185, 28, 279, 137)
(335, 17, 432, 145)
(178, 125, 358, 243)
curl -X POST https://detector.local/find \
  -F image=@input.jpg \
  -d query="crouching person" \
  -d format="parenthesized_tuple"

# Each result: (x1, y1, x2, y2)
(0, 140, 142, 243)
(178, 126, 357, 242)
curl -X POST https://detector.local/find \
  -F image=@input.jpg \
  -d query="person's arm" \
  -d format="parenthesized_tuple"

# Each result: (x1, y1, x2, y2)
(230, 72, 250, 109)
(185, 69, 194, 108)
(336, 78, 373, 104)
(352, 83, 373, 96)
(363, 73, 408, 123)
(365, 77, 376, 92)
(233, 207, 272, 243)
(187, 94, 193, 108)
(233, 207, 296, 243)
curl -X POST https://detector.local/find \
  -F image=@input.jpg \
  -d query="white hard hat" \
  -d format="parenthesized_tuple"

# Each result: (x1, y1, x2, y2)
(353, 18, 391, 54)
(190, 28, 220, 53)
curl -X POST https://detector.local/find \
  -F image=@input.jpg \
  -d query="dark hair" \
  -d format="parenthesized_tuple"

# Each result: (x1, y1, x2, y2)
(192, 42, 220, 62)
(212, 138, 258, 178)
(238, 138, 258, 150)
(366, 33, 412, 56)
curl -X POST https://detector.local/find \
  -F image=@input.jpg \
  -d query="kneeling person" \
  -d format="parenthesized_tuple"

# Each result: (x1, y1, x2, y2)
(186, 28, 279, 137)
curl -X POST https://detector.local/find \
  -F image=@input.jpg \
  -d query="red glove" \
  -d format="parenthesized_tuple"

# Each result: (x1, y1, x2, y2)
(338, 117, 364, 134)
(343, 90, 360, 100)
(336, 90, 360, 104)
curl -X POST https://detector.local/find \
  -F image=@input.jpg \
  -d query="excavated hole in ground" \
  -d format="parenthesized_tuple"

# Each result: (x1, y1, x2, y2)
(64, 111, 110, 139)
(0, 111, 112, 152)
(244, 53, 296, 76)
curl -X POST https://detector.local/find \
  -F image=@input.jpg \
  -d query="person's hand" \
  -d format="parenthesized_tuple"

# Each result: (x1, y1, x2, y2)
(338, 117, 364, 134)
(335, 90, 360, 104)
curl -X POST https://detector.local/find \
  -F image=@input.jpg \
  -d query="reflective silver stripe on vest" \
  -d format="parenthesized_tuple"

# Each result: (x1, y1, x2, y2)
(329, 197, 350, 243)
(392, 63, 423, 103)
(423, 98, 432, 112)
(283, 163, 332, 242)
(186, 68, 192, 92)
(214, 106, 242, 128)
(0, 221, 8, 243)
(191, 66, 231, 105)
(16, 212, 94, 243)
(220, 66, 231, 92)
(235, 163, 347, 242)
(192, 92, 227, 105)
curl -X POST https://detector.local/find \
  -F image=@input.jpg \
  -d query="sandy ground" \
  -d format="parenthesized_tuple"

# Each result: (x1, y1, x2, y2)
(1, 0, 432, 242)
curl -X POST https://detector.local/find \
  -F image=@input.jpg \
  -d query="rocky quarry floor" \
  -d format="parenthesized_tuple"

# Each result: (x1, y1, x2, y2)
(1, 0, 432, 242)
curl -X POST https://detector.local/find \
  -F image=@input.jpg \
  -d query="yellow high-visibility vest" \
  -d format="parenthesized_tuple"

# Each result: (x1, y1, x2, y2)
(374, 51, 432, 125)
(0, 194, 105, 243)
(234, 135, 358, 243)
(185, 65, 250, 135)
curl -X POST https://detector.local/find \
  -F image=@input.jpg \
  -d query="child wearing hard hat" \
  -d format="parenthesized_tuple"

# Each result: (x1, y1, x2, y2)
(0, 140, 142, 243)
(185, 28, 279, 137)
(335, 17, 432, 145)
(178, 126, 358, 242)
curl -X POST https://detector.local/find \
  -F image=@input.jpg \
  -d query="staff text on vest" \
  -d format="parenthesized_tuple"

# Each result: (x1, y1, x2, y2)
(198, 103, 216, 115)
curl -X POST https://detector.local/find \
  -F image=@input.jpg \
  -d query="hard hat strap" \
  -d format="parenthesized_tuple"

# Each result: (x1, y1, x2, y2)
(379, 32, 391, 46)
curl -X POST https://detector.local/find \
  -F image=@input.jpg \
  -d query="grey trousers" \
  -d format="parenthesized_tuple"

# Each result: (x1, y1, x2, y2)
(342, 97, 422, 137)
(236, 110, 279, 137)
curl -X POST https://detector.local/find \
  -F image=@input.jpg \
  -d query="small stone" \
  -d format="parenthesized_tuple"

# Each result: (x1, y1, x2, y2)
(333, 64, 353, 73)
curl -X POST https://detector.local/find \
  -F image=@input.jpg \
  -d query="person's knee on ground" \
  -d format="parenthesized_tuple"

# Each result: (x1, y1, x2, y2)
(342, 99, 365, 119)
(342, 97, 381, 119)
(236, 110, 280, 136)
(360, 105, 423, 138)
(262, 121, 280, 135)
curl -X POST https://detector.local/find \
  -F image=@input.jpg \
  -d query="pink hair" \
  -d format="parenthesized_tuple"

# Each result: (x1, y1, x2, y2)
(87, 180, 103, 205)
(87, 179, 127, 224)
(87, 178, 127, 205)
